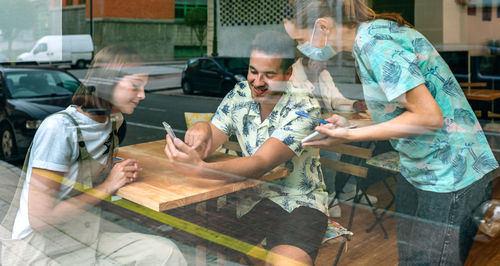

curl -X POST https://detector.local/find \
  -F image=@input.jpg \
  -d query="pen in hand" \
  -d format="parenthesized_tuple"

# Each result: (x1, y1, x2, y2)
(295, 111, 329, 124)
(296, 111, 357, 129)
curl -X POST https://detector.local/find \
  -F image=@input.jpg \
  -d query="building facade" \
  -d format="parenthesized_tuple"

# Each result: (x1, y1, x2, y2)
(61, 0, 206, 60)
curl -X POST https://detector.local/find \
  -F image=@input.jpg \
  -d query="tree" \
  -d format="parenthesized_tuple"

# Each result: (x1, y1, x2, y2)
(0, 0, 36, 59)
(185, 8, 207, 56)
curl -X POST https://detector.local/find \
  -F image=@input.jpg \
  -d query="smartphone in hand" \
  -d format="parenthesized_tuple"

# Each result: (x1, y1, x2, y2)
(162, 121, 176, 140)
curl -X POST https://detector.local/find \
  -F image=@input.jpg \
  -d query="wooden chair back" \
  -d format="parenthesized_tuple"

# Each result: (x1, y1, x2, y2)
(319, 144, 373, 179)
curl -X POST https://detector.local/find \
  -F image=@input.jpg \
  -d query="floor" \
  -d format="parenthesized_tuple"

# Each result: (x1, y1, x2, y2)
(314, 176, 500, 266)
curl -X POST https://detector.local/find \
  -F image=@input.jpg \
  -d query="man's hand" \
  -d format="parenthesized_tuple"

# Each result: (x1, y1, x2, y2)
(164, 136, 207, 175)
(184, 122, 213, 159)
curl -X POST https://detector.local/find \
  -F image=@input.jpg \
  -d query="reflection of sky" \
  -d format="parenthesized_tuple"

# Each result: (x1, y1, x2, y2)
(0, 0, 61, 57)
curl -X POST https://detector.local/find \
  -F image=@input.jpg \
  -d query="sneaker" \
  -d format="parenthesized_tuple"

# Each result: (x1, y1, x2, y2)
(339, 190, 378, 205)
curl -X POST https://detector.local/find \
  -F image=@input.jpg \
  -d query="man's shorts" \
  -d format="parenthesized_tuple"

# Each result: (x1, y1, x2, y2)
(225, 198, 328, 261)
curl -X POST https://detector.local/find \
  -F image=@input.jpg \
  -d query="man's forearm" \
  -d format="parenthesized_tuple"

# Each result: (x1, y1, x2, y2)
(197, 155, 273, 181)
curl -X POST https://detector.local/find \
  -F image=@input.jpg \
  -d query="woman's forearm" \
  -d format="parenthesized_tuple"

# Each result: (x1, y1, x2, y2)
(347, 109, 444, 142)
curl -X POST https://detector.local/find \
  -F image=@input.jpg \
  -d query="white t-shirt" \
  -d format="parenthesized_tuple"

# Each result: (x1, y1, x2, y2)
(12, 105, 113, 239)
(291, 58, 356, 113)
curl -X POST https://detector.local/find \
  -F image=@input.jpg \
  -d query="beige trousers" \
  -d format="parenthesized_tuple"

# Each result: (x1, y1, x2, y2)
(1, 231, 186, 266)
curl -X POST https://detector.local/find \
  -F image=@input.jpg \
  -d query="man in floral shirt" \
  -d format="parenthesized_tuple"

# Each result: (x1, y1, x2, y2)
(164, 31, 328, 265)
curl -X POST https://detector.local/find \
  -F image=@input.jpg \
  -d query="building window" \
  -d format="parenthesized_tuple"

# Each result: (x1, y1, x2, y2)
(175, 0, 208, 19)
(220, 0, 287, 27)
(483, 0, 492, 21)
(497, 0, 500, 17)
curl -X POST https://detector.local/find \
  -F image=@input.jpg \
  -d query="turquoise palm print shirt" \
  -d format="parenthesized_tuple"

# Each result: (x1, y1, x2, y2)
(353, 19, 498, 192)
(211, 81, 328, 217)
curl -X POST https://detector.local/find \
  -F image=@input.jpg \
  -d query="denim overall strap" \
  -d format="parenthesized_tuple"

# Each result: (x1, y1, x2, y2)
(58, 111, 92, 161)
(57, 112, 119, 164)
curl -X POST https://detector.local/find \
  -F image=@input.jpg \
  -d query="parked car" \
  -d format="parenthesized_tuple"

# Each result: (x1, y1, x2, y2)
(0, 66, 81, 161)
(181, 57, 249, 95)
(16, 35, 94, 69)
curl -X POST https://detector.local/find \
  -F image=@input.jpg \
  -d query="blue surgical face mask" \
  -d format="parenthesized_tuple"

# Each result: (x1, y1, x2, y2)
(296, 23, 336, 61)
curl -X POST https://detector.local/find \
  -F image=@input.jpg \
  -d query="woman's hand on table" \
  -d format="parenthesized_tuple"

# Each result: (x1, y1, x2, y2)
(184, 122, 213, 159)
(102, 159, 141, 193)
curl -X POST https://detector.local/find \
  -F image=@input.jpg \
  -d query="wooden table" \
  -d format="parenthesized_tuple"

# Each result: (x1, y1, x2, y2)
(463, 89, 500, 119)
(116, 140, 290, 212)
(463, 89, 500, 101)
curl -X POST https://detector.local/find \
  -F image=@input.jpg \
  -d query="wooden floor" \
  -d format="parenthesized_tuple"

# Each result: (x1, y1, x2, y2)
(315, 176, 500, 266)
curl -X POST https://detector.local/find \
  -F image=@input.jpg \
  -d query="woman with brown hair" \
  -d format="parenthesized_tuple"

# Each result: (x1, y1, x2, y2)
(284, 0, 497, 264)
(1, 45, 186, 265)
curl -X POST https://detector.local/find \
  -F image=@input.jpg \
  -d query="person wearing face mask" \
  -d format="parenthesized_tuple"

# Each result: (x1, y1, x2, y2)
(0, 45, 186, 266)
(286, 9, 376, 217)
(285, 0, 498, 265)
(290, 21, 364, 114)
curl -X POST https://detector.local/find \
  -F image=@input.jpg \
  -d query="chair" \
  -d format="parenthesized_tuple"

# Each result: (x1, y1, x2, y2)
(365, 150, 399, 237)
(321, 143, 398, 241)
(184, 112, 215, 129)
(482, 122, 500, 176)
(319, 143, 374, 265)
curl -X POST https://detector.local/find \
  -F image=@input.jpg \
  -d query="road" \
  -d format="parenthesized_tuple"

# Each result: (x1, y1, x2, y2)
(121, 90, 224, 146)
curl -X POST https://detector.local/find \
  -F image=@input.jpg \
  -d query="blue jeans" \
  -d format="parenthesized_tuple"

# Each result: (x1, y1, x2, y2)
(396, 173, 493, 265)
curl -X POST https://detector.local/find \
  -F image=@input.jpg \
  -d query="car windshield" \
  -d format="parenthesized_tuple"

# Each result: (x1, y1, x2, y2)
(214, 57, 249, 72)
(4, 70, 79, 99)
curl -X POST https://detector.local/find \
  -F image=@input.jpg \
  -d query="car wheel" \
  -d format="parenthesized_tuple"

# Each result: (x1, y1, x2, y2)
(182, 80, 193, 95)
(76, 60, 86, 69)
(0, 125, 17, 161)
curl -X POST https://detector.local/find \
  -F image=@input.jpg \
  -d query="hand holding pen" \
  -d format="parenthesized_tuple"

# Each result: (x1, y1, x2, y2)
(295, 111, 356, 128)
(295, 111, 329, 124)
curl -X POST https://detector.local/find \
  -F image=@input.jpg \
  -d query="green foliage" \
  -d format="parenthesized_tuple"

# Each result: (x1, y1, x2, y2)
(184, 8, 207, 56)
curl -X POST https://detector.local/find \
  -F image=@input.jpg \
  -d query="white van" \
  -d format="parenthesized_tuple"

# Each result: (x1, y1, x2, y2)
(17, 35, 94, 68)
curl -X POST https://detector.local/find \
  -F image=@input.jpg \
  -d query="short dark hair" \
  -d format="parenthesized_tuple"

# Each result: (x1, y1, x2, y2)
(251, 31, 296, 72)
(72, 45, 143, 114)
